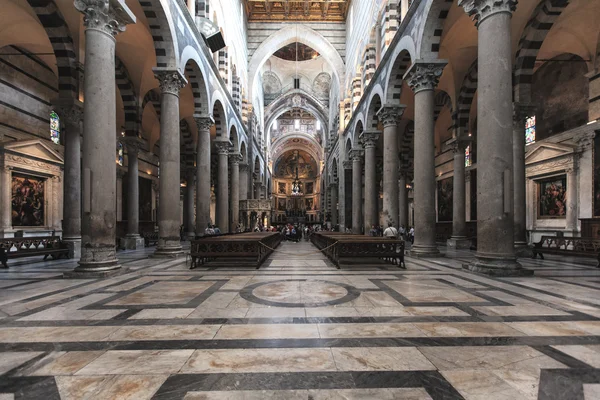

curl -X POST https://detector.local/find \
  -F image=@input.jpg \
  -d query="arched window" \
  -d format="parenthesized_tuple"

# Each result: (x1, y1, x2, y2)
(50, 111, 60, 144)
(525, 115, 536, 145)
(465, 145, 472, 167)
(116, 142, 124, 166)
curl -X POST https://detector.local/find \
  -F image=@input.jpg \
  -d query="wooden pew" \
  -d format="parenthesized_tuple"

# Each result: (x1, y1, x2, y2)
(0, 236, 69, 268)
(532, 236, 600, 267)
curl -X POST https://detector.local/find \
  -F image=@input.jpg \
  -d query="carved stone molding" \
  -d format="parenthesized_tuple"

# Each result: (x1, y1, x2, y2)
(5, 154, 61, 174)
(194, 115, 215, 131)
(526, 156, 574, 178)
(239, 162, 249, 172)
(349, 149, 364, 162)
(343, 160, 353, 169)
(215, 141, 232, 155)
(154, 70, 187, 96)
(513, 103, 536, 126)
(577, 132, 595, 152)
(53, 101, 83, 129)
(377, 105, 406, 127)
(404, 61, 448, 94)
(230, 152, 243, 165)
(74, 0, 135, 37)
(458, 0, 517, 27)
(361, 131, 380, 148)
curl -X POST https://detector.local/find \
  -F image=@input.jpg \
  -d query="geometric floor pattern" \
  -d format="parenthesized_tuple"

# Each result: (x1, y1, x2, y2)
(1, 241, 600, 399)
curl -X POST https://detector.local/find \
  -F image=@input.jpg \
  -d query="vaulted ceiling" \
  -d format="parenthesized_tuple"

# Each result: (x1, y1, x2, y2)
(243, 1, 350, 22)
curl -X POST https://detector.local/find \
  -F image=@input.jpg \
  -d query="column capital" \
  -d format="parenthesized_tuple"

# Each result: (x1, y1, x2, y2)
(513, 103, 536, 123)
(153, 69, 187, 96)
(343, 160, 353, 169)
(239, 162, 249, 172)
(52, 98, 83, 127)
(215, 140, 232, 155)
(360, 130, 380, 148)
(230, 152, 243, 165)
(194, 114, 215, 131)
(577, 131, 596, 152)
(459, 0, 517, 27)
(447, 136, 471, 153)
(376, 105, 406, 127)
(404, 60, 448, 94)
(74, 0, 136, 37)
(123, 136, 144, 155)
(349, 148, 364, 162)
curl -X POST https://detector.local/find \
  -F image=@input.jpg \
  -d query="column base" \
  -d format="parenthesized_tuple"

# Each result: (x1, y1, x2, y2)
(185, 232, 196, 241)
(514, 241, 534, 258)
(64, 267, 127, 279)
(463, 253, 533, 277)
(120, 234, 145, 250)
(153, 238, 183, 258)
(62, 237, 81, 259)
(410, 244, 441, 258)
(446, 236, 471, 250)
(74, 245, 120, 276)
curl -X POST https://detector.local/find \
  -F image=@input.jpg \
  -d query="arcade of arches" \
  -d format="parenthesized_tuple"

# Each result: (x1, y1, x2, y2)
(2, 0, 600, 398)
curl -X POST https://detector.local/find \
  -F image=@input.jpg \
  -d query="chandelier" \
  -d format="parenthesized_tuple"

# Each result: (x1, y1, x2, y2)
(291, 166, 303, 196)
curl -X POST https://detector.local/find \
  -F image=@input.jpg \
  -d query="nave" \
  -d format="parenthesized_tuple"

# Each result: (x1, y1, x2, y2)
(1, 245, 600, 399)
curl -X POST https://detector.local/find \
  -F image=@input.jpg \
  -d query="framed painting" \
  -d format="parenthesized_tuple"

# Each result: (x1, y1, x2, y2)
(538, 176, 567, 218)
(437, 177, 453, 222)
(12, 174, 45, 227)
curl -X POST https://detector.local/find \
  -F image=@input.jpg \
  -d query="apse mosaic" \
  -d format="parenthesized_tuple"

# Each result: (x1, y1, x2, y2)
(274, 149, 318, 179)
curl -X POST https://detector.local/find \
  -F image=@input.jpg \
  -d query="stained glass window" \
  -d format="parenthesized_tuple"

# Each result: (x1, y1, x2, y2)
(465, 145, 472, 167)
(525, 115, 536, 145)
(50, 111, 60, 144)
(116, 142, 124, 166)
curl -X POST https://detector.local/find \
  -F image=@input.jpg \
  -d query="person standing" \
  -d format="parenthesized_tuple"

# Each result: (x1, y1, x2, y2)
(383, 222, 398, 239)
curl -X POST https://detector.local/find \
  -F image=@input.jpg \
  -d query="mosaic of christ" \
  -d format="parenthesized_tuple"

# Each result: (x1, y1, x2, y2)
(274, 149, 317, 179)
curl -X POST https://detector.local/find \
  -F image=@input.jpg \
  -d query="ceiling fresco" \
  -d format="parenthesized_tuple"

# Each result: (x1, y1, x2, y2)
(243, 1, 350, 22)
(274, 149, 319, 179)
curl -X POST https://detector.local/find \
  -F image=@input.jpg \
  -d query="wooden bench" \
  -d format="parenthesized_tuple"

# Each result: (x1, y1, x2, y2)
(142, 231, 159, 247)
(190, 232, 283, 269)
(311, 232, 405, 269)
(532, 236, 600, 267)
(0, 236, 69, 268)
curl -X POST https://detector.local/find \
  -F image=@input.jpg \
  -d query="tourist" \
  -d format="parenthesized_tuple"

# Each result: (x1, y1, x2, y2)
(369, 225, 378, 236)
(409, 226, 415, 244)
(383, 222, 398, 239)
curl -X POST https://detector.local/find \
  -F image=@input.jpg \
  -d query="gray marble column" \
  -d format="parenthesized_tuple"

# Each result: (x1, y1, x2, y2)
(513, 103, 535, 255)
(350, 149, 364, 234)
(361, 131, 379, 234)
(121, 138, 145, 249)
(398, 170, 409, 229)
(195, 115, 213, 235)
(0, 166, 12, 237)
(230, 152, 241, 232)
(215, 141, 231, 233)
(404, 61, 446, 257)
(377, 105, 405, 227)
(340, 160, 352, 231)
(330, 181, 338, 227)
(53, 99, 83, 257)
(566, 167, 578, 232)
(184, 169, 195, 240)
(239, 163, 249, 201)
(460, 0, 527, 275)
(447, 140, 471, 249)
(153, 70, 187, 257)
(73, 0, 134, 275)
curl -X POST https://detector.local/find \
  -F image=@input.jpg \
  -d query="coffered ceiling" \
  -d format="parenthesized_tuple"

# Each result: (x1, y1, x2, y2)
(243, 1, 350, 22)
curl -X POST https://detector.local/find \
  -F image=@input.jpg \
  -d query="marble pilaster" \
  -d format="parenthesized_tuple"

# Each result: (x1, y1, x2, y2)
(0, 166, 11, 236)
(215, 141, 231, 233)
(350, 149, 364, 234)
(72, 0, 135, 275)
(121, 138, 145, 250)
(566, 167, 578, 232)
(361, 131, 380, 234)
(404, 60, 447, 257)
(195, 115, 214, 235)
(447, 139, 471, 249)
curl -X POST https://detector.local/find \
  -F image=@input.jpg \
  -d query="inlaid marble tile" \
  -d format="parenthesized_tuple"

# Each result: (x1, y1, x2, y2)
(56, 374, 168, 400)
(128, 308, 196, 319)
(0, 326, 120, 342)
(354, 306, 412, 316)
(245, 307, 306, 318)
(183, 388, 433, 399)
(25, 351, 105, 376)
(471, 304, 570, 317)
(75, 350, 194, 375)
(317, 323, 426, 338)
(108, 325, 221, 341)
(107, 281, 215, 306)
(403, 306, 470, 316)
(0, 352, 43, 374)
(552, 345, 600, 367)
(441, 369, 530, 400)
(584, 384, 600, 400)
(215, 324, 320, 339)
(305, 306, 361, 317)
(413, 322, 526, 337)
(384, 280, 486, 303)
(331, 347, 436, 371)
(507, 321, 594, 336)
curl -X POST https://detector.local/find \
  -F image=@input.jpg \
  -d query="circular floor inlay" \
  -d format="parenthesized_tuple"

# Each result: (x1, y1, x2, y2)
(240, 279, 360, 308)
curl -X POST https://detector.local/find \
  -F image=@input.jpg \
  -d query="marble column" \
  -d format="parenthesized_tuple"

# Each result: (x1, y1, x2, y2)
(566, 167, 578, 233)
(230, 152, 241, 232)
(460, 0, 528, 275)
(153, 70, 187, 257)
(54, 99, 83, 257)
(350, 149, 364, 234)
(0, 166, 12, 237)
(121, 138, 145, 249)
(184, 169, 195, 240)
(195, 115, 213, 235)
(377, 105, 405, 227)
(398, 170, 409, 229)
(513, 103, 535, 255)
(73, 0, 135, 275)
(239, 163, 249, 201)
(254, 181, 261, 200)
(215, 141, 231, 233)
(362, 131, 379, 234)
(330, 181, 338, 227)
(447, 140, 471, 249)
(404, 61, 446, 257)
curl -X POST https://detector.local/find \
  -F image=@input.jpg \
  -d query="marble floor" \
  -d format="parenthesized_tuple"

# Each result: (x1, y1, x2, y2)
(1, 241, 600, 399)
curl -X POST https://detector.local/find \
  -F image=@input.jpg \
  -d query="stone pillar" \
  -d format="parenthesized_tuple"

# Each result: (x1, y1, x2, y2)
(340, 160, 352, 231)
(254, 181, 261, 200)
(377, 105, 405, 227)
(0, 166, 12, 237)
(72, 0, 135, 275)
(239, 163, 249, 201)
(153, 70, 187, 258)
(215, 141, 231, 233)
(230, 152, 241, 232)
(447, 140, 471, 249)
(398, 170, 408, 229)
(121, 138, 145, 249)
(330, 182, 338, 227)
(362, 131, 379, 234)
(350, 149, 364, 234)
(404, 61, 446, 257)
(184, 169, 195, 240)
(54, 100, 83, 257)
(566, 167, 578, 233)
(459, 0, 528, 275)
(195, 115, 213, 236)
(513, 103, 535, 255)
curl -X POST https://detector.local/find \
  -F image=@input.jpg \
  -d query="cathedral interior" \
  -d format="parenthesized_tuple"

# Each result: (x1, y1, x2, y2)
(1, 0, 600, 398)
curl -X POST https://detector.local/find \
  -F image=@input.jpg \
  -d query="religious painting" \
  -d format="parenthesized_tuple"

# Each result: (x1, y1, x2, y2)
(278, 198, 286, 211)
(11, 174, 45, 227)
(306, 198, 314, 211)
(306, 182, 314, 194)
(278, 182, 286, 195)
(538, 176, 567, 218)
(437, 177, 453, 222)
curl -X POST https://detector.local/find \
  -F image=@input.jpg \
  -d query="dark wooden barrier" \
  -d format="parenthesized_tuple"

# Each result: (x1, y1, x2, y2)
(190, 232, 283, 269)
(0, 236, 69, 268)
(311, 232, 405, 269)
(533, 236, 600, 267)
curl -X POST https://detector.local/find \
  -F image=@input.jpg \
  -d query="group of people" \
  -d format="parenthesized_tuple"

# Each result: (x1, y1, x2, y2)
(368, 223, 415, 243)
